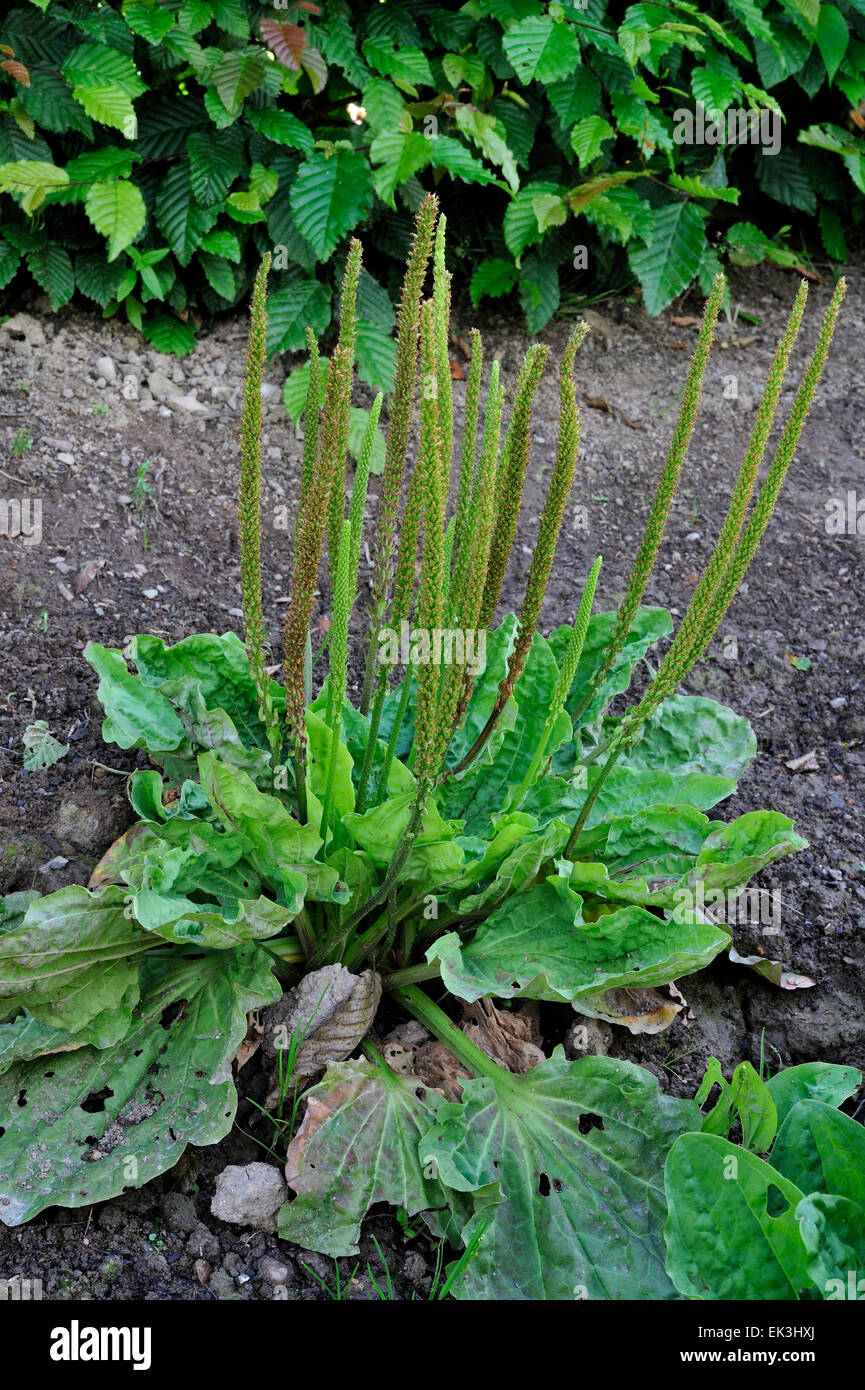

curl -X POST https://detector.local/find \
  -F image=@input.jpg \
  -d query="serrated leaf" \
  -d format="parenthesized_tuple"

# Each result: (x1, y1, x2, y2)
(247, 105, 314, 156)
(0, 237, 21, 291)
(22, 720, 68, 771)
(279, 1059, 449, 1256)
(667, 173, 740, 203)
(0, 158, 68, 214)
(361, 77, 409, 134)
(289, 149, 373, 261)
(26, 243, 74, 308)
(266, 274, 330, 355)
(260, 18, 307, 71)
(21, 68, 93, 136)
(141, 313, 197, 357)
(756, 147, 816, 213)
(420, 1053, 698, 1300)
(361, 37, 432, 90)
(84, 179, 146, 260)
(71, 84, 138, 138)
(502, 14, 580, 84)
(628, 201, 706, 315)
(62, 42, 146, 99)
(547, 71, 602, 127)
(427, 134, 503, 186)
(124, 1, 175, 43)
(664, 1133, 812, 1299)
(347, 407, 386, 475)
(691, 63, 738, 114)
(155, 158, 220, 266)
(212, 51, 266, 115)
(0, 943, 280, 1226)
(570, 114, 615, 165)
(503, 179, 563, 260)
(200, 228, 241, 262)
(518, 251, 559, 333)
(470, 257, 518, 306)
(370, 128, 431, 209)
(187, 126, 245, 207)
(355, 321, 395, 394)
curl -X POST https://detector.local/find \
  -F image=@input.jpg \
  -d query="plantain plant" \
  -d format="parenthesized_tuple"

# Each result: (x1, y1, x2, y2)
(0, 197, 849, 1301)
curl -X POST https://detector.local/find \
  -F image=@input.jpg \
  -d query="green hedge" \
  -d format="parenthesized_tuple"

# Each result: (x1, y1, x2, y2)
(0, 0, 862, 382)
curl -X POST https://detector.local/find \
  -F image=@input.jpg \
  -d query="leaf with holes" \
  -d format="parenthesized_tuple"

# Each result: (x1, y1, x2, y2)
(84, 180, 146, 260)
(0, 885, 154, 1033)
(419, 1053, 698, 1299)
(289, 149, 373, 261)
(0, 943, 280, 1227)
(279, 1059, 450, 1256)
(664, 1133, 812, 1299)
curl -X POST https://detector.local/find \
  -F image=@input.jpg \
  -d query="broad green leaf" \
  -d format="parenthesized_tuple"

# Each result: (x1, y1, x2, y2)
(547, 71, 602, 127)
(212, 51, 266, 115)
(455, 106, 519, 192)
(348, 407, 386, 474)
(142, 313, 197, 357)
(518, 252, 559, 333)
(344, 790, 464, 887)
(503, 179, 563, 260)
(0, 885, 152, 1032)
(200, 228, 242, 262)
(21, 69, 94, 138)
(570, 114, 615, 165)
(430, 876, 728, 1004)
(428, 135, 503, 186)
(815, 3, 849, 81)
(664, 1133, 812, 1299)
(550, 606, 673, 732)
(247, 104, 314, 155)
(766, 1063, 862, 1125)
(370, 128, 431, 209)
(124, 1, 175, 43)
(62, 43, 146, 98)
(199, 250, 236, 300)
(72, 84, 138, 137)
(691, 64, 738, 113)
(85, 642, 186, 754)
(278, 1060, 449, 1256)
(772, 1100, 865, 1205)
(197, 751, 323, 885)
(361, 37, 432, 91)
(622, 696, 757, 783)
(26, 245, 75, 309)
(187, 127, 245, 206)
(84, 179, 146, 260)
(502, 15, 580, 83)
(0, 944, 280, 1226)
(0, 995, 137, 1076)
(470, 257, 518, 306)
(731, 1061, 777, 1152)
(155, 158, 220, 266)
(290, 149, 374, 261)
(361, 78, 409, 134)
(0, 159, 68, 214)
(0, 237, 21, 291)
(756, 148, 816, 214)
(680, 810, 807, 900)
(266, 275, 330, 355)
(421, 1053, 699, 1300)
(628, 201, 706, 315)
(797, 1194, 865, 1296)
(667, 174, 740, 204)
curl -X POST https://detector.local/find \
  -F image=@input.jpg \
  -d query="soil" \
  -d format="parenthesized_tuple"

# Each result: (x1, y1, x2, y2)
(1, 260, 863, 1299)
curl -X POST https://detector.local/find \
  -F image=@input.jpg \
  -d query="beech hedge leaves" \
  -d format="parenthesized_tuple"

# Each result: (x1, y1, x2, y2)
(0, 0, 863, 368)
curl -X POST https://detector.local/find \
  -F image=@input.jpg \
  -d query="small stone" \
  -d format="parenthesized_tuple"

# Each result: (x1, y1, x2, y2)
(62, 387, 74, 399)
(142, 587, 159, 599)
(1, 312, 46, 348)
(258, 1255, 290, 1286)
(685, 531, 702, 541)
(57, 452, 75, 465)
(829, 696, 847, 709)
(210, 1162, 288, 1232)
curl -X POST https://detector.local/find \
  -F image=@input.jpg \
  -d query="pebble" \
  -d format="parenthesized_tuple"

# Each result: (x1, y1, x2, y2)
(258, 1256, 291, 1286)
(57, 452, 75, 465)
(685, 531, 702, 541)
(96, 355, 117, 382)
(210, 1162, 288, 1231)
(829, 696, 847, 709)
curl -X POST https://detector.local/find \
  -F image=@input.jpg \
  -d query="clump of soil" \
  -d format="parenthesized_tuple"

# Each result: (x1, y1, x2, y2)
(1, 262, 863, 1298)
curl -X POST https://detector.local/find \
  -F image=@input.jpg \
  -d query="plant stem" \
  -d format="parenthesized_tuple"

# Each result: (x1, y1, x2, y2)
(390, 985, 512, 1085)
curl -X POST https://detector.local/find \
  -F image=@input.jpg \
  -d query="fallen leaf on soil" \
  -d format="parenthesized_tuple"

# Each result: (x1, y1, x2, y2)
(449, 359, 465, 380)
(261, 964, 381, 1101)
(728, 946, 815, 990)
(235, 1012, 265, 1072)
(449, 332, 472, 359)
(194, 1259, 210, 1285)
(618, 409, 645, 430)
(786, 749, 819, 772)
(73, 558, 104, 594)
(460, 998, 544, 1073)
(88, 822, 152, 888)
(413, 1039, 472, 1102)
(670, 315, 699, 327)
(667, 341, 688, 349)
(683, 571, 699, 583)
(573, 983, 688, 1034)
(584, 394, 613, 413)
